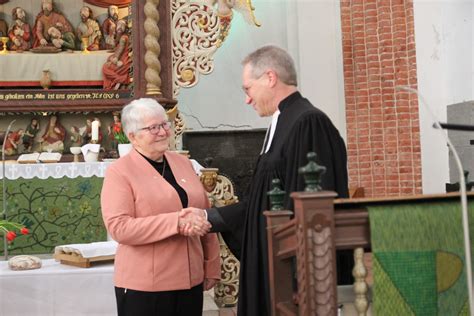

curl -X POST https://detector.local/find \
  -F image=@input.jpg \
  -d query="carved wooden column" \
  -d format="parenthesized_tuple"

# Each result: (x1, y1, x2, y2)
(291, 191, 338, 316)
(144, 0, 162, 95)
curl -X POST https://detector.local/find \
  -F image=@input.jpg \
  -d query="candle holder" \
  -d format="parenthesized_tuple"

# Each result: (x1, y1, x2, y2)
(0, 37, 9, 54)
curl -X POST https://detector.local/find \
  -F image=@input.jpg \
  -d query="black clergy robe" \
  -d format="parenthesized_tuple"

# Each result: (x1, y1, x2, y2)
(210, 91, 349, 316)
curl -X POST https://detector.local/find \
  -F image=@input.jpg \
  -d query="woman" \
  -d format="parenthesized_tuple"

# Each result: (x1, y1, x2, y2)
(101, 98, 220, 316)
(40, 115, 65, 152)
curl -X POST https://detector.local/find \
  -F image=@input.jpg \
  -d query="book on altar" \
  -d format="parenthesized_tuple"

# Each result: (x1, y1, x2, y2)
(17, 152, 62, 163)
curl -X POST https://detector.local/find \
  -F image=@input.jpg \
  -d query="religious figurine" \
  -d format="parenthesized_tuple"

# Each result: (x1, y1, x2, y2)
(0, 19, 7, 51)
(205, 0, 259, 24)
(203, 0, 260, 45)
(22, 118, 40, 152)
(40, 115, 66, 152)
(32, 0, 74, 48)
(8, 7, 32, 51)
(69, 126, 82, 147)
(102, 5, 119, 50)
(102, 20, 131, 90)
(79, 118, 92, 145)
(0, 18, 7, 37)
(48, 26, 75, 50)
(76, 6, 101, 51)
(4, 129, 24, 156)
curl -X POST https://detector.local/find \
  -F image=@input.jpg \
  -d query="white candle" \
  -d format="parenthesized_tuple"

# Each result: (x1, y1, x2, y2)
(91, 120, 99, 142)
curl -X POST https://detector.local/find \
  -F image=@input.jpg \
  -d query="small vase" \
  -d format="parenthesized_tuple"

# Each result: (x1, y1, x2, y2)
(40, 70, 51, 90)
(118, 143, 132, 157)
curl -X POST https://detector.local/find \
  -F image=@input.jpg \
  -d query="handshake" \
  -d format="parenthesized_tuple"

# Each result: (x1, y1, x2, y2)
(178, 207, 211, 237)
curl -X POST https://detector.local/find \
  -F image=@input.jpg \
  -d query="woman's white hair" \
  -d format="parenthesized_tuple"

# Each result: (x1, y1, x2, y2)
(121, 98, 167, 135)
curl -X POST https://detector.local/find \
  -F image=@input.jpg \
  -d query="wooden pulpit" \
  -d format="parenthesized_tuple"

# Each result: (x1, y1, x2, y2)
(265, 191, 474, 315)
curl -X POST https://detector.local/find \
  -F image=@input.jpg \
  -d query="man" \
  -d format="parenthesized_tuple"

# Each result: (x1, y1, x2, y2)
(4, 129, 24, 156)
(48, 26, 75, 51)
(102, 5, 119, 50)
(0, 18, 7, 50)
(181, 45, 349, 316)
(8, 7, 31, 51)
(32, 0, 74, 48)
(76, 6, 101, 51)
(22, 118, 40, 152)
(102, 20, 131, 90)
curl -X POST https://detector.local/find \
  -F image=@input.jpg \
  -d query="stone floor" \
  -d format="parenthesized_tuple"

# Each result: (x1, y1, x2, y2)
(203, 289, 237, 316)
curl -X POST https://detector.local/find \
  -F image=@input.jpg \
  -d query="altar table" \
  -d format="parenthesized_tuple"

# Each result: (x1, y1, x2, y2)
(0, 259, 115, 316)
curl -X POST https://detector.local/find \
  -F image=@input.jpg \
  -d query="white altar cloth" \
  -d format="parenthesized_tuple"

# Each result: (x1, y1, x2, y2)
(0, 161, 111, 179)
(0, 259, 116, 316)
(0, 51, 112, 82)
(0, 159, 203, 179)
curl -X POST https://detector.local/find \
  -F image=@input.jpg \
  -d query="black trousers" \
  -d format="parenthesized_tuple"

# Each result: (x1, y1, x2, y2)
(115, 283, 203, 316)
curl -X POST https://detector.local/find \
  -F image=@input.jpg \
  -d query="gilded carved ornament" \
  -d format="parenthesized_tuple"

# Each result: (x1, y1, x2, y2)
(200, 168, 240, 306)
(171, 0, 260, 97)
(169, 0, 259, 149)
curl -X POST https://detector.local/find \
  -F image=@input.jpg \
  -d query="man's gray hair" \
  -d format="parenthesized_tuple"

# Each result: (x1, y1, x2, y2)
(242, 45, 297, 86)
(121, 98, 167, 135)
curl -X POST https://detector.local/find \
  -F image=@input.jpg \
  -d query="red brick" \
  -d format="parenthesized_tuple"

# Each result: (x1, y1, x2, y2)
(378, 5, 392, 13)
(393, 17, 406, 25)
(392, 11, 407, 19)
(342, 1, 420, 198)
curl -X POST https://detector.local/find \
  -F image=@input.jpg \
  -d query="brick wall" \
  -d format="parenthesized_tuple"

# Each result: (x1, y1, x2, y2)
(340, 0, 422, 197)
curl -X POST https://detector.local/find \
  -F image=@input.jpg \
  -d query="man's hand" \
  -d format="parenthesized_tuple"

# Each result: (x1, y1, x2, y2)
(40, 38, 48, 46)
(178, 208, 210, 237)
(52, 39, 61, 48)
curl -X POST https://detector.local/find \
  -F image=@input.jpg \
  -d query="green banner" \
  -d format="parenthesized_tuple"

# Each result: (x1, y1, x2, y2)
(369, 201, 474, 315)
(1, 176, 107, 255)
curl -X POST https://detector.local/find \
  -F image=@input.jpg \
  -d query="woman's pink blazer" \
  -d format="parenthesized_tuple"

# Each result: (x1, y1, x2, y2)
(101, 149, 220, 292)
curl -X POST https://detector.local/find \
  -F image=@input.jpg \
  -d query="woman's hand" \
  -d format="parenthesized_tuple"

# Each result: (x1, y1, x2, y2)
(203, 278, 219, 290)
(178, 208, 211, 236)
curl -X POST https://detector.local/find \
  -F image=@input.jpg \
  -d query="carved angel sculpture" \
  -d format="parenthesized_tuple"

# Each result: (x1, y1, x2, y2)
(202, 0, 260, 46)
(203, 0, 260, 26)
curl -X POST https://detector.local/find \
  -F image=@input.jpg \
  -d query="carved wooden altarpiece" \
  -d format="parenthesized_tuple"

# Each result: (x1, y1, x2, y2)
(0, 0, 175, 113)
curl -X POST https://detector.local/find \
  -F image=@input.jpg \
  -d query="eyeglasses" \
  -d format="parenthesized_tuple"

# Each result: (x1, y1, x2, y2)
(139, 121, 171, 135)
(242, 72, 267, 95)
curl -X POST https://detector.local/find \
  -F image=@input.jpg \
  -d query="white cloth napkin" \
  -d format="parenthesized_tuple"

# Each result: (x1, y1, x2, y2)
(81, 144, 100, 157)
(191, 159, 204, 175)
